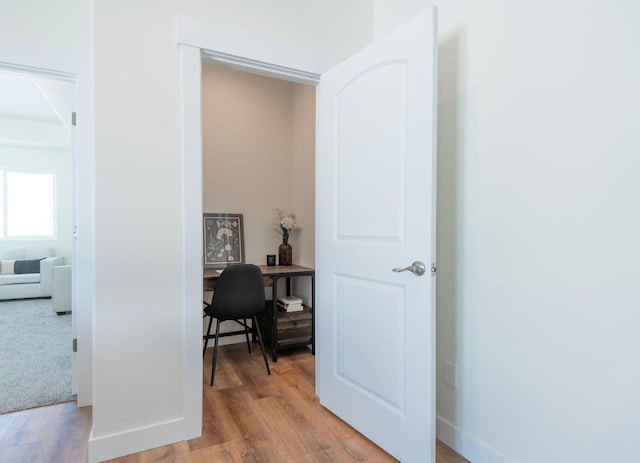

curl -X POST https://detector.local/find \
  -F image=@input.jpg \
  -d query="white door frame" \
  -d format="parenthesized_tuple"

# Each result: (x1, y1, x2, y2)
(177, 16, 340, 438)
(0, 39, 94, 407)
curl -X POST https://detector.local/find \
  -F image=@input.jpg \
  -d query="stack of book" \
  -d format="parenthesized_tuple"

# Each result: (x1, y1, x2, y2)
(277, 295, 304, 312)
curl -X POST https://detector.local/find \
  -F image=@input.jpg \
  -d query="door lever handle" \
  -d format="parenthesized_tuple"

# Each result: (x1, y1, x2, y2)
(392, 261, 426, 276)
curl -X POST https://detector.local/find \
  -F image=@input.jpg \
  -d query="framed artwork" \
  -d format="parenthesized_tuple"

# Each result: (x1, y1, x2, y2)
(203, 213, 245, 268)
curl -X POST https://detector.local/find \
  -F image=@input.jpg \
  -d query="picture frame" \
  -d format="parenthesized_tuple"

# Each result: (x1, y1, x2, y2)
(203, 213, 245, 268)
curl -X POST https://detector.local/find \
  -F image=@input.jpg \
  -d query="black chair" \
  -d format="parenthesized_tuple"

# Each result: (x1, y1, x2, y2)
(202, 264, 270, 386)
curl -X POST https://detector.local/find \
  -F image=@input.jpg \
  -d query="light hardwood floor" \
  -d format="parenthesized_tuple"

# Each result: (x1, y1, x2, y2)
(0, 344, 469, 463)
(0, 400, 92, 463)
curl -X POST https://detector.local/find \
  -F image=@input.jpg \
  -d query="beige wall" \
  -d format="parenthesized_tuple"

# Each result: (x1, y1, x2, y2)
(202, 63, 315, 315)
(202, 63, 315, 269)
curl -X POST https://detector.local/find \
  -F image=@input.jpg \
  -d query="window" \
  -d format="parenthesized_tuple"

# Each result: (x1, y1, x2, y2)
(0, 170, 55, 239)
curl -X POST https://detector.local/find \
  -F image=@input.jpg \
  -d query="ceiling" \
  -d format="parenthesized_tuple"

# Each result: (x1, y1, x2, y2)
(0, 69, 74, 147)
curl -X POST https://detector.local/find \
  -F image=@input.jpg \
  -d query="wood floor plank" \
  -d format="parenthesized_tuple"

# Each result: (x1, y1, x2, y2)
(255, 395, 331, 461)
(436, 439, 471, 463)
(0, 402, 92, 463)
(190, 440, 244, 463)
(269, 359, 391, 462)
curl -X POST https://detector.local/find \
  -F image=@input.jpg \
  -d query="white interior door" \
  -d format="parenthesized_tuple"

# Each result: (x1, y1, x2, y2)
(316, 8, 438, 462)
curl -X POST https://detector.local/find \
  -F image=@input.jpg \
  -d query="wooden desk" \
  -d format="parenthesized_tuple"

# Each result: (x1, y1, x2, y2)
(203, 265, 315, 361)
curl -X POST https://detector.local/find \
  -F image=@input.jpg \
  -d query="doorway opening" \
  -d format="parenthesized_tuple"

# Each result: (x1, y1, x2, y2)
(178, 29, 326, 439)
(0, 67, 75, 412)
(180, 10, 438, 461)
(0, 52, 94, 409)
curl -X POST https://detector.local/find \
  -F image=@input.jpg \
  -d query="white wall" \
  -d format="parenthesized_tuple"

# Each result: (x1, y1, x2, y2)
(0, 0, 90, 54)
(376, 1, 640, 462)
(91, 1, 370, 460)
(8, 0, 640, 461)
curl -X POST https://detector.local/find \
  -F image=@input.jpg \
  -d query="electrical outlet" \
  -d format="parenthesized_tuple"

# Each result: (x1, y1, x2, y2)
(443, 360, 458, 389)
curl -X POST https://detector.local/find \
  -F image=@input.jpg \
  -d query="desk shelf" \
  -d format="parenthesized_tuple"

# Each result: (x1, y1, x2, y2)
(257, 303, 312, 351)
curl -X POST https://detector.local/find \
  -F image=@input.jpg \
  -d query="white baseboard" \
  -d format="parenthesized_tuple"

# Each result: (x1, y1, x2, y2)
(436, 416, 512, 463)
(88, 417, 185, 463)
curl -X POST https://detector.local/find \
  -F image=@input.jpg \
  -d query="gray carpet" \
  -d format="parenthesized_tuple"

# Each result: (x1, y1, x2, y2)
(0, 298, 74, 414)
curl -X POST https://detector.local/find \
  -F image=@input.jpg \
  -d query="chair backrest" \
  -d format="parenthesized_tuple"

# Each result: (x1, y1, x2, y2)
(206, 264, 265, 321)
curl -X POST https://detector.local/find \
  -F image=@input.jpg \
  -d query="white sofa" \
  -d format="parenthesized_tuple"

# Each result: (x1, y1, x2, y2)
(52, 265, 72, 314)
(0, 246, 64, 300)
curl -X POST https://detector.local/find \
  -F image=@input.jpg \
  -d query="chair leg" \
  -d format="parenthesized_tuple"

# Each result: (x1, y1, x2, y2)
(211, 319, 222, 387)
(252, 315, 271, 376)
(203, 315, 214, 358)
(244, 318, 252, 353)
